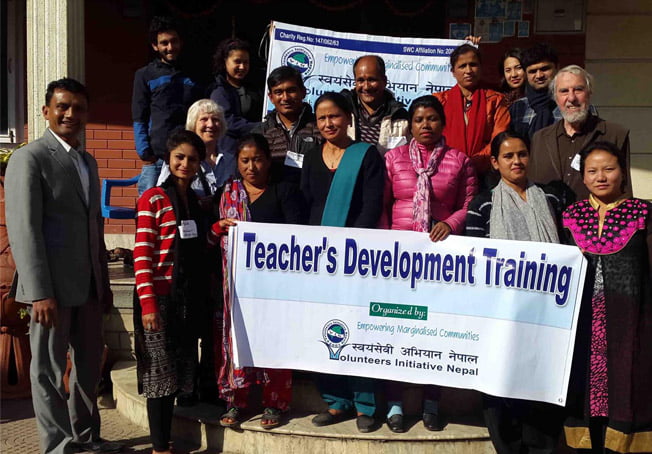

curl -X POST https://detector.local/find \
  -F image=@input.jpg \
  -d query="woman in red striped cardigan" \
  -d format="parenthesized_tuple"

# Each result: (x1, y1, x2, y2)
(133, 130, 208, 454)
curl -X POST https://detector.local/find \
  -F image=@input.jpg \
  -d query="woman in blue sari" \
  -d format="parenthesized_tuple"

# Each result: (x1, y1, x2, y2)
(301, 92, 384, 432)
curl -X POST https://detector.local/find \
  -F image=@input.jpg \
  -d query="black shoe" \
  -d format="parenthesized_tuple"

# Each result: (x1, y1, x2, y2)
(356, 414, 375, 433)
(73, 438, 124, 453)
(386, 414, 404, 433)
(312, 410, 346, 427)
(176, 392, 197, 407)
(423, 412, 446, 431)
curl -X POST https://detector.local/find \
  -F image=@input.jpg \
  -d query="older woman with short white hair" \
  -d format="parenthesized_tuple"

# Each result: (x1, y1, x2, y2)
(157, 98, 235, 198)
(156, 99, 235, 408)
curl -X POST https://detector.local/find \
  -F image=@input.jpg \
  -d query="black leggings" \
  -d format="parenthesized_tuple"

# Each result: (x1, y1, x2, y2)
(147, 395, 175, 452)
(576, 417, 614, 454)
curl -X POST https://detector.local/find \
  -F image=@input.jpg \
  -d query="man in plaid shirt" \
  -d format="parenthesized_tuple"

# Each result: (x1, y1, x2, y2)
(509, 43, 560, 140)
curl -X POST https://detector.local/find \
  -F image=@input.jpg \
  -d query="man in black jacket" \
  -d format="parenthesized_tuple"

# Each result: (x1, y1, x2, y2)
(254, 66, 322, 184)
(132, 16, 201, 194)
(341, 55, 409, 155)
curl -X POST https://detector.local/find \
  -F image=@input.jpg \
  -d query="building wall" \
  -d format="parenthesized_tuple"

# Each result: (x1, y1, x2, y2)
(84, 2, 150, 236)
(586, 0, 652, 199)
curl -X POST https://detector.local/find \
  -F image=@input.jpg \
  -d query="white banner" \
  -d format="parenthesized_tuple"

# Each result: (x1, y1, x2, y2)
(264, 21, 465, 113)
(228, 223, 587, 406)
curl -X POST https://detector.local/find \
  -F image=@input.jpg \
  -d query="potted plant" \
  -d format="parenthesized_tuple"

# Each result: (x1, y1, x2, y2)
(1, 143, 32, 399)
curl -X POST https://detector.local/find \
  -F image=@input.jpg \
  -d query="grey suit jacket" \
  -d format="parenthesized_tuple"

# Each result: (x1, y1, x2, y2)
(5, 129, 112, 309)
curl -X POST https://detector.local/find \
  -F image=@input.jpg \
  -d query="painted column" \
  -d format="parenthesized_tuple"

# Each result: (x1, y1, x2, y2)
(26, 0, 85, 141)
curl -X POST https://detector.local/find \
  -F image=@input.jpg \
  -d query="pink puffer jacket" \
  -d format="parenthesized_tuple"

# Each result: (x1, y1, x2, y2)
(380, 142, 478, 234)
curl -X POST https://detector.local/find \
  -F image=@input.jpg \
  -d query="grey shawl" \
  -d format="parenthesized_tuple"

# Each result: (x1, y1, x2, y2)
(489, 179, 559, 243)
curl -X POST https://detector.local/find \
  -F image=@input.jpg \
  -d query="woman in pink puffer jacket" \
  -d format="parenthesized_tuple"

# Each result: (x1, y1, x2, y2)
(380, 95, 479, 433)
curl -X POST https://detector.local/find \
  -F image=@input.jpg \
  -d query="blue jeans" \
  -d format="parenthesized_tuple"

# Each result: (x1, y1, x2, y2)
(137, 159, 163, 195)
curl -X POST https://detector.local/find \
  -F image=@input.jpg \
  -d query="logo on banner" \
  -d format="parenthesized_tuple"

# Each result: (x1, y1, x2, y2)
(282, 46, 315, 76)
(320, 319, 349, 360)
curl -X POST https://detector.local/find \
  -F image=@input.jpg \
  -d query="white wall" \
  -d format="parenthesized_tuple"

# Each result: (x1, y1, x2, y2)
(586, 0, 652, 199)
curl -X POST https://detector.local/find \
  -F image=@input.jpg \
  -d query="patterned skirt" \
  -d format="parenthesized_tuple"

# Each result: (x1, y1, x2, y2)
(134, 294, 196, 399)
(589, 261, 608, 417)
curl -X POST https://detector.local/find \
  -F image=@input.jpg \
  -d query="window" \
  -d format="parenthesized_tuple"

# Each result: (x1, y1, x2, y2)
(0, 0, 25, 145)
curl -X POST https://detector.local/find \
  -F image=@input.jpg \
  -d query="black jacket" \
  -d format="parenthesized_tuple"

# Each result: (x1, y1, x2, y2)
(253, 103, 322, 184)
(132, 59, 202, 160)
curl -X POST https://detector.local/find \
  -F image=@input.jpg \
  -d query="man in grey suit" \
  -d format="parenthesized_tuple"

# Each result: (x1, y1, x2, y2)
(5, 78, 122, 454)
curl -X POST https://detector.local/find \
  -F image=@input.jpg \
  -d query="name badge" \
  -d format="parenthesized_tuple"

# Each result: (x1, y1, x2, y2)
(387, 136, 408, 149)
(570, 153, 581, 171)
(179, 220, 198, 239)
(284, 150, 304, 168)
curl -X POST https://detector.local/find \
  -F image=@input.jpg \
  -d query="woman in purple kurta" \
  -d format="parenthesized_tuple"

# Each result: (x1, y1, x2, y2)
(562, 141, 652, 454)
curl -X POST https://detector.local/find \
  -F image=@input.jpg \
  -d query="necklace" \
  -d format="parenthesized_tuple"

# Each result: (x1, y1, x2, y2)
(324, 144, 345, 169)
(243, 181, 266, 200)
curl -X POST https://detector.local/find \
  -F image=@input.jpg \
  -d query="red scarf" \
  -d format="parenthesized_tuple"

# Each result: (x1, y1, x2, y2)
(442, 85, 487, 159)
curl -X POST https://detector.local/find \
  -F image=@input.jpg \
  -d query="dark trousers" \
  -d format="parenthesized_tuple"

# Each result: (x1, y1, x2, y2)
(483, 394, 564, 454)
(147, 395, 176, 452)
(385, 380, 441, 406)
(316, 374, 376, 416)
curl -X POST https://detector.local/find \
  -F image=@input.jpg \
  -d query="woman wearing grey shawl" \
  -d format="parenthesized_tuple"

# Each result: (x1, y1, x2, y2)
(465, 130, 573, 454)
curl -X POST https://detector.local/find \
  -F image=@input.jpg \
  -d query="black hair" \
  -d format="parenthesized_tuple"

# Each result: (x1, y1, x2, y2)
(498, 48, 523, 91)
(236, 133, 272, 160)
(490, 130, 530, 159)
(521, 43, 558, 71)
(266, 66, 305, 91)
(148, 16, 180, 45)
(165, 129, 206, 163)
(408, 95, 446, 126)
(579, 141, 627, 189)
(352, 55, 387, 77)
(450, 44, 481, 68)
(45, 78, 89, 106)
(314, 91, 352, 117)
(213, 38, 250, 75)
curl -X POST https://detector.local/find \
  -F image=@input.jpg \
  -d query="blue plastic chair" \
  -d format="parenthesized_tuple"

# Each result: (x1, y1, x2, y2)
(101, 174, 140, 219)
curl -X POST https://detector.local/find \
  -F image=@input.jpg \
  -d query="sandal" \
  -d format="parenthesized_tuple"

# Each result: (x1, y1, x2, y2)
(261, 407, 282, 429)
(220, 407, 241, 428)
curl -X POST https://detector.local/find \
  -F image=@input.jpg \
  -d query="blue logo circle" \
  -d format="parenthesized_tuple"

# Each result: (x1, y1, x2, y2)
(282, 46, 315, 76)
(322, 319, 349, 346)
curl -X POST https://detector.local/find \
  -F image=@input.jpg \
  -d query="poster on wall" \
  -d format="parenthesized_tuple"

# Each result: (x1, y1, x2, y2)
(506, 1, 523, 20)
(475, 0, 506, 18)
(503, 20, 516, 37)
(450, 23, 472, 39)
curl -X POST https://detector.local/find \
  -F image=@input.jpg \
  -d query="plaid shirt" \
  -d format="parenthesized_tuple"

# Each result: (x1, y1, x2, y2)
(510, 97, 598, 139)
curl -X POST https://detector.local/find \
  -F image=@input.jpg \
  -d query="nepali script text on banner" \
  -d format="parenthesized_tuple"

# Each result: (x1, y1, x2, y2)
(264, 21, 466, 114)
(227, 222, 587, 406)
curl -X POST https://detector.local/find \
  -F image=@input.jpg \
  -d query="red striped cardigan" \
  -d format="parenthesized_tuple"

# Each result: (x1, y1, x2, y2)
(134, 187, 177, 315)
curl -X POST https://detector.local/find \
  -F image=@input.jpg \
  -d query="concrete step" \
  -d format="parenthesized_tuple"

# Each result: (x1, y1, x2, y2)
(111, 361, 494, 453)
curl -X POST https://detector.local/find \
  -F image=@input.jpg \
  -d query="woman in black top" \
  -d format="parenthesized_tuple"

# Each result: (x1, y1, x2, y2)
(301, 92, 384, 433)
(300, 91, 384, 228)
(213, 133, 302, 430)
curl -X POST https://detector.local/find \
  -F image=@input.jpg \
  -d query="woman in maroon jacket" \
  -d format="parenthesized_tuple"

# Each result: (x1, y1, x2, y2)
(380, 95, 478, 433)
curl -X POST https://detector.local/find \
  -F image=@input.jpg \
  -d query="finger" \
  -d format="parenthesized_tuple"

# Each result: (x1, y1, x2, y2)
(50, 308, 57, 329)
(33, 308, 41, 325)
(431, 228, 445, 242)
(41, 311, 51, 329)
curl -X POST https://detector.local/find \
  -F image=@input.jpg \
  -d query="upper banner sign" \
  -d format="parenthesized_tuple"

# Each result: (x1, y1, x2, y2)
(228, 222, 587, 406)
(264, 21, 466, 113)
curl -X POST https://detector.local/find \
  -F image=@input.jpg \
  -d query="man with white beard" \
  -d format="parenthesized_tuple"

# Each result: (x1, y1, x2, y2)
(529, 65, 632, 199)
